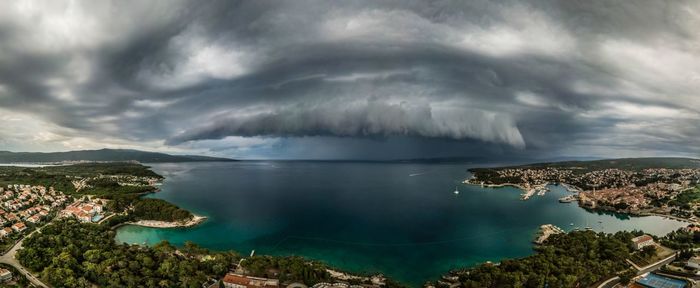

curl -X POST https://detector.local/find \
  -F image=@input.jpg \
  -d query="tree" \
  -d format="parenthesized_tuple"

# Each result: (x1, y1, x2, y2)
(619, 269, 637, 284)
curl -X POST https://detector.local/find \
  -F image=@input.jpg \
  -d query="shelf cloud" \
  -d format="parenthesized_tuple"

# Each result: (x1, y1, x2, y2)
(166, 99, 526, 148)
(0, 1, 698, 159)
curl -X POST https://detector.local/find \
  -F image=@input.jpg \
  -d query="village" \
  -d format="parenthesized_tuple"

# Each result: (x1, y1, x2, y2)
(0, 183, 107, 286)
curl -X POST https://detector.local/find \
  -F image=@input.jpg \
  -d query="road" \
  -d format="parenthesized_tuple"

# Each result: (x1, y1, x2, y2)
(97, 212, 119, 224)
(0, 227, 49, 288)
(597, 253, 677, 288)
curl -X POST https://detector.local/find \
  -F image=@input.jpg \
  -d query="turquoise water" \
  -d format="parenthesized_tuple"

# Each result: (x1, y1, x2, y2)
(115, 162, 687, 286)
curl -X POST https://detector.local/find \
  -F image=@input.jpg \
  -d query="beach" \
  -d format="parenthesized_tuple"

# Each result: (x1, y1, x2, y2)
(130, 214, 207, 228)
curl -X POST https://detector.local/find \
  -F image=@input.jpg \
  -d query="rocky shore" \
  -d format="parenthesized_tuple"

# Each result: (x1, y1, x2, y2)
(533, 224, 564, 244)
(130, 214, 207, 228)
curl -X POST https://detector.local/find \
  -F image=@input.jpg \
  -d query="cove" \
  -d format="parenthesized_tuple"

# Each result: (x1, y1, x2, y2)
(115, 162, 687, 286)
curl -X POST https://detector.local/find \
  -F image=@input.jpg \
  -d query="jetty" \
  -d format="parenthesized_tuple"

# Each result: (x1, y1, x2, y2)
(534, 224, 565, 244)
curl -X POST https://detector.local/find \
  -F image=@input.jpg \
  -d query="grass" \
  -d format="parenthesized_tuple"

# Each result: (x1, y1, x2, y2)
(629, 245, 675, 268)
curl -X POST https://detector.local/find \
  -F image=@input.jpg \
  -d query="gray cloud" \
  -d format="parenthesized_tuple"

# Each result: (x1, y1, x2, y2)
(0, 0, 698, 159)
(166, 98, 525, 148)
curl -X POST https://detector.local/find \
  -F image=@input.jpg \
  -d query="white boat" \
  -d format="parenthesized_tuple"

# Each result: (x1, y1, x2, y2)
(454, 186, 459, 195)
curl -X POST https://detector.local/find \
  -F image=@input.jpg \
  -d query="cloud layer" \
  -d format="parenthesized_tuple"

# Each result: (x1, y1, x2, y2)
(0, 0, 698, 159)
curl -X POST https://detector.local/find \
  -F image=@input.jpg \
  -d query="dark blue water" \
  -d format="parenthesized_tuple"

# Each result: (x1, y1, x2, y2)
(115, 162, 686, 286)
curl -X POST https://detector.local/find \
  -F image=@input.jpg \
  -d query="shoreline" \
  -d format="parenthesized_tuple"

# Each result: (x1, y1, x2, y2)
(326, 269, 386, 286)
(126, 214, 208, 229)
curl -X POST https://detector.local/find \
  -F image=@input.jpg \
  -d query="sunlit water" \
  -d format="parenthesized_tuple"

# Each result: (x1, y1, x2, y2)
(115, 162, 687, 286)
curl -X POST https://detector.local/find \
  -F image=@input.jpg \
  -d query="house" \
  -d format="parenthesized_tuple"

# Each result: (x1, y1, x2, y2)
(684, 225, 700, 233)
(27, 215, 41, 224)
(76, 212, 91, 222)
(687, 256, 700, 270)
(222, 273, 279, 288)
(0, 268, 11, 282)
(11, 222, 26, 232)
(632, 234, 655, 250)
(4, 213, 17, 222)
(0, 228, 12, 237)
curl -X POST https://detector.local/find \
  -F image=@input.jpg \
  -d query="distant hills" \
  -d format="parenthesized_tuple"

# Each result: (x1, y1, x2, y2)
(485, 157, 700, 171)
(0, 149, 235, 163)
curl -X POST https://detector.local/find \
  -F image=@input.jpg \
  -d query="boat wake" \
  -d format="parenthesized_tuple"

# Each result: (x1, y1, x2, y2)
(409, 172, 428, 177)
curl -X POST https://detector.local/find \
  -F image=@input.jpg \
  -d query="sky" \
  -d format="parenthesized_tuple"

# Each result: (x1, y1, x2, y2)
(0, 1, 698, 160)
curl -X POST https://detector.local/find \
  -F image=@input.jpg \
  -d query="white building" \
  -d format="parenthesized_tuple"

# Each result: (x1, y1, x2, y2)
(631, 234, 655, 250)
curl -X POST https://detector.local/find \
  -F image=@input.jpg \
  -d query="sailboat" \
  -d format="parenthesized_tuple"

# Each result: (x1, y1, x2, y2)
(454, 186, 460, 195)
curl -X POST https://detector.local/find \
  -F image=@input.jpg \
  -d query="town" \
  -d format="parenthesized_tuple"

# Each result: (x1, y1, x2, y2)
(467, 166, 700, 216)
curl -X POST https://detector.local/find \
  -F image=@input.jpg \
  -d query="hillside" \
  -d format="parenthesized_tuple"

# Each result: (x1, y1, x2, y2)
(0, 149, 235, 163)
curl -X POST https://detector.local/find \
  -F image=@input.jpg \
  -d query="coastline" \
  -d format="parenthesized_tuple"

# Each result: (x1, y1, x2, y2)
(127, 214, 208, 229)
(464, 180, 571, 200)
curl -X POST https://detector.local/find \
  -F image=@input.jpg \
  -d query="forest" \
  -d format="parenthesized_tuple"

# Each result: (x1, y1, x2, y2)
(17, 219, 235, 287)
(16, 219, 362, 287)
(452, 230, 638, 288)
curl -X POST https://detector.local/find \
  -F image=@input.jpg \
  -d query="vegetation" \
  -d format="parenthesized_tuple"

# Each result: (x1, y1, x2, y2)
(241, 255, 331, 284)
(0, 163, 161, 194)
(628, 245, 663, 267)
(81, 178, 156, 195)
(17, 219, 371, 287)
(660, 228, 700, 250)
(17, 219, 237, 288)
(101, 193, 193, 222)
(668, 186, 700, 208)
(453, 231, 638, 288)
(132, 198, 193, 222)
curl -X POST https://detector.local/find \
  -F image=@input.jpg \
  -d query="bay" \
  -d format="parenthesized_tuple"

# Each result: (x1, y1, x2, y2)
(115, 161, 687, 286)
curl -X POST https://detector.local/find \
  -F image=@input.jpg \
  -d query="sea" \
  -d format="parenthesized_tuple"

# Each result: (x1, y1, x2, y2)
(114, 161, 687, 286)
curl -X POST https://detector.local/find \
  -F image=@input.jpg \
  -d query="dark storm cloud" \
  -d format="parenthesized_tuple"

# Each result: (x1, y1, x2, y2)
(0, 0, 698, 158)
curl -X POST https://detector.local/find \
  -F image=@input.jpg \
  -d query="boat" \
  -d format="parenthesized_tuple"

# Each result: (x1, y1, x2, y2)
(454, 186, 459, 195)
(559, 195, 576, 203)
(570, 223, 574, 226)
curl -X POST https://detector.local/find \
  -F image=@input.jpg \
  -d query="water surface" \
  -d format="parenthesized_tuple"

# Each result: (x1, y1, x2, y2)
(116, 162, 686, 286)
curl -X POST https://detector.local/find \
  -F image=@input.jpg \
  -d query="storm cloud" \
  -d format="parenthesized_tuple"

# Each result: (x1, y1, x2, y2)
(0, 0, 698, 159)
